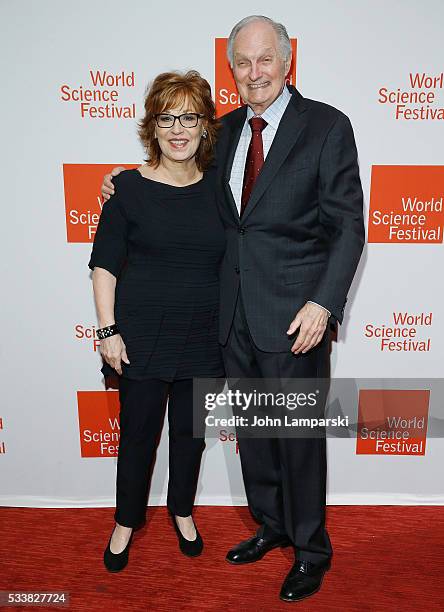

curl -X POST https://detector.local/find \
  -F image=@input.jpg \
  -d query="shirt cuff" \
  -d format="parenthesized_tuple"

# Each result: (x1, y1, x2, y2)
(307, 300, 331, 317)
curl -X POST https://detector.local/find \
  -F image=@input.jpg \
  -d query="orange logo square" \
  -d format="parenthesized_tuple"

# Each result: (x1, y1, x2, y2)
(77, 390, 120, 457)
(356, 389, 429, 455)
(214, 37, 297, 117)
(368, 165, 444, 243)
(63, 164, 138, 243)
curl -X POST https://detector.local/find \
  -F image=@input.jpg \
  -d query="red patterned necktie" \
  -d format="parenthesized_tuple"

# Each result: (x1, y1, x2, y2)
(240, 116, 268, 217)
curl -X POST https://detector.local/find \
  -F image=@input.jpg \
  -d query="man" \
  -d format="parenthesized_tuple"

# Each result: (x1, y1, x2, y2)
(101, 15, 364, 602)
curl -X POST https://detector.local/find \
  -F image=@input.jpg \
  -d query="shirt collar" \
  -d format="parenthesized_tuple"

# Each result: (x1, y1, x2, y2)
(246, 84, 292, 130)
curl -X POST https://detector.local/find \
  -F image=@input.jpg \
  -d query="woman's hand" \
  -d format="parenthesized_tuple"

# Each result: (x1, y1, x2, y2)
(99, 334, 130, 375)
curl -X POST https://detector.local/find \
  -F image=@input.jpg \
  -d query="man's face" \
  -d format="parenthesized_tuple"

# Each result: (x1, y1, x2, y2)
(231, 21, 291, 115)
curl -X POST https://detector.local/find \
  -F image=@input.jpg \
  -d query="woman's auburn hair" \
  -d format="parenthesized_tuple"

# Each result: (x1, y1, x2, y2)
(138, 70, 220, 172)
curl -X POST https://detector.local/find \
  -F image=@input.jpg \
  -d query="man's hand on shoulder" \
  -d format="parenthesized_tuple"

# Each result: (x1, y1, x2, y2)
(101, 166, 126, 201)
(287, 302, 330, 354)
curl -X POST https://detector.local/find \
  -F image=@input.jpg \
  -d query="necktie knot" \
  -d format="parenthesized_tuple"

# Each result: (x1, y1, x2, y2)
(249, 117, 267, 133)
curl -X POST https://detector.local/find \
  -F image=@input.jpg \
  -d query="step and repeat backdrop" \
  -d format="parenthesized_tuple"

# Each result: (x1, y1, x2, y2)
(1, 0, 443, 508)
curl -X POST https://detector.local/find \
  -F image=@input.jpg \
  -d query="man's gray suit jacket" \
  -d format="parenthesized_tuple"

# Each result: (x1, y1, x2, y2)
(215, 85, 365, 352)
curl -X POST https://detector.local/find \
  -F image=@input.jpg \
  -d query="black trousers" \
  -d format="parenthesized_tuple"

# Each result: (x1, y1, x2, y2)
(222, 290, 332, 564)
(114, 378, 205, 528)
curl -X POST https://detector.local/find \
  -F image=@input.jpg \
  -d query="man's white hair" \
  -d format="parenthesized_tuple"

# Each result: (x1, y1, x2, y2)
(227, 15, 292, 68)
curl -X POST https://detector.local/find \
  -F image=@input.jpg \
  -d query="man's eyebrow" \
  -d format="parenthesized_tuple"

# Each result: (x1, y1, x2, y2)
(234, 48, 276, 60)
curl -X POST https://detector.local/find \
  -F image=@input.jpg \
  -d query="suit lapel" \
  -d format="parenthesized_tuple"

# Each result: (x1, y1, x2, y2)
(222, 107, 247, 222)
(241, 88, 308, 223)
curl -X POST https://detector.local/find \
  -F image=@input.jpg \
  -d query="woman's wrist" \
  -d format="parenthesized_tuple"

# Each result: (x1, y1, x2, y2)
(97, 324, 120, 340)
(98, 317, 115, 328)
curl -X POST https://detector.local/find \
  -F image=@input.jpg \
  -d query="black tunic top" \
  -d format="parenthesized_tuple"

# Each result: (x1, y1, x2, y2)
(88, 168, 226, 381)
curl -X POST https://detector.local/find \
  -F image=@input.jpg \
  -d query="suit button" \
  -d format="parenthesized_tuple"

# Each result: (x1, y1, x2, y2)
(235, 267, 240, 274)
(239, 227, 246, 235)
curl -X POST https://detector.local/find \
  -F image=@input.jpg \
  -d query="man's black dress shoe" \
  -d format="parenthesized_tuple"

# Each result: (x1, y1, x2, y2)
(226, 529, 291, 564)
(279, 558, 331, 602)
(103, 528, 134, 572)
(170, 513, 203, 557)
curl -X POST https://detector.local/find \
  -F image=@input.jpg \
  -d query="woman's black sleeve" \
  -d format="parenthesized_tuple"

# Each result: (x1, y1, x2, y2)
(88, 195, 128, 278)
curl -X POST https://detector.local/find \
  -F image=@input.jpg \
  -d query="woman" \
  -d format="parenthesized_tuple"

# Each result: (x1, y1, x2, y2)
(89, 70, 225, 572)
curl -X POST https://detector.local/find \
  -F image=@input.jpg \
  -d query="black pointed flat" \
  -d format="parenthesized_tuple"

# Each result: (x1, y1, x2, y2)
(170, 512, 203, 557)
(103, 528, 134, 572)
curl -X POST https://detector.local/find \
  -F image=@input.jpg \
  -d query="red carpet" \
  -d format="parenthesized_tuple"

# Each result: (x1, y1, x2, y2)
(1, 506, 443, 611)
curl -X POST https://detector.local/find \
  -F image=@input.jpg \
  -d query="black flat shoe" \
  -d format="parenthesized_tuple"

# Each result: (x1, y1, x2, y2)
(170, 513, 203, 557)
(279, 558, 331, 602)
(103, 527, 134, 572)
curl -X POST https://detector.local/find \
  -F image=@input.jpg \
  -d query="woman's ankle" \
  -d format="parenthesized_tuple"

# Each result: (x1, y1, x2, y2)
(114, 522, 133, 533)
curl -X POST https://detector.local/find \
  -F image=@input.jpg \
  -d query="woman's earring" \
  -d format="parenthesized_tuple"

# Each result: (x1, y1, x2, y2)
(202, 129, 208, 139)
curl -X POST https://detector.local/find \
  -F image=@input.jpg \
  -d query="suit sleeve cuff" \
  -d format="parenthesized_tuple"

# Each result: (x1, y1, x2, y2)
(307, 300, 331, 317)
